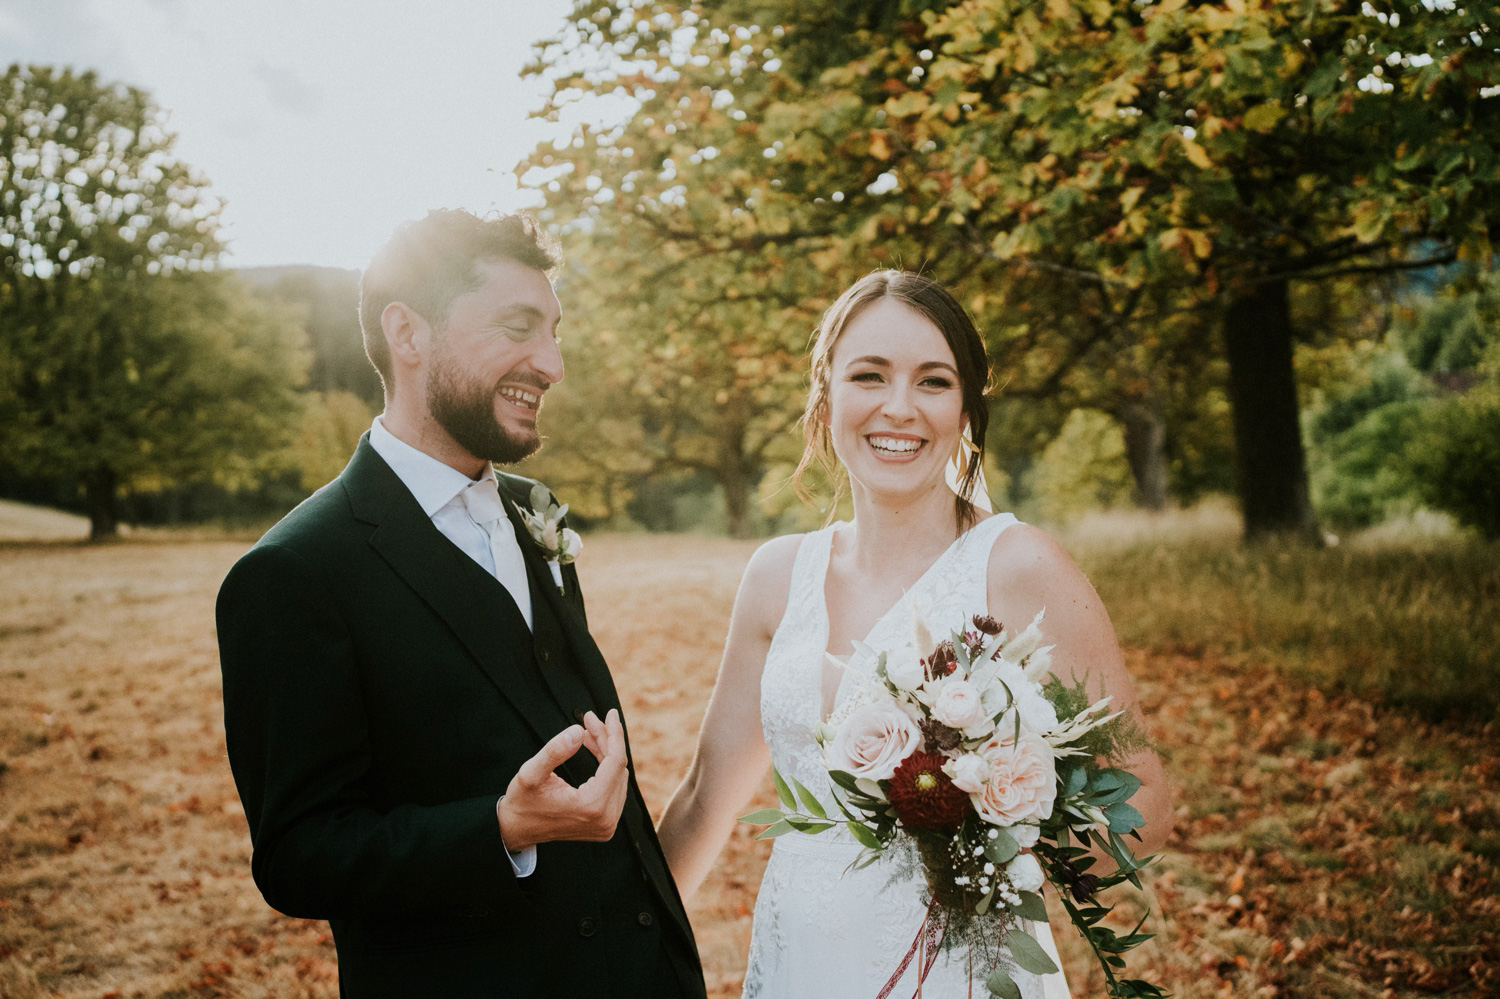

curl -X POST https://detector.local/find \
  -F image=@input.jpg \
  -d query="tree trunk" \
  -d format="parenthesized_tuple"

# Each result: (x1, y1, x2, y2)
(84, 465, 119, 540)
(1222, 279, 1322, 542)
(1113, 396, 1168, 511)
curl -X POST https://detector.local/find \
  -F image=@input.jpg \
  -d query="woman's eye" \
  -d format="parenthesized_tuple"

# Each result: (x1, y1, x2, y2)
(849, 372, 883, 382)
(922, 377, 954, 389)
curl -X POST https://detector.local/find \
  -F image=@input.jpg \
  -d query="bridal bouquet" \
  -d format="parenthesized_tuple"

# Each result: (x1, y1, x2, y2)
(741, 608, 1166, 999)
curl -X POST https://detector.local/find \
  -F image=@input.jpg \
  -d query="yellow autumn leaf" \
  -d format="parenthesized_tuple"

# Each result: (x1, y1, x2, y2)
(1180, 135, 1213, 169)
(1243, 103, 1287, 134)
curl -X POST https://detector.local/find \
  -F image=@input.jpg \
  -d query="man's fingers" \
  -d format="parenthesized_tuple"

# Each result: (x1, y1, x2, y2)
(518, 724, 585, 786)
(581, 711, 608, 762)
(604, 708, 626, 761)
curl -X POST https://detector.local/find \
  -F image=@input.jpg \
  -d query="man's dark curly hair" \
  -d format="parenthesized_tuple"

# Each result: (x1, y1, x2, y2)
(358, 210, 560, 394)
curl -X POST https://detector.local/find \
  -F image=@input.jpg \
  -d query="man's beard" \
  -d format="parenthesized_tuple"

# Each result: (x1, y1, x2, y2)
(427, 352, 542, 465)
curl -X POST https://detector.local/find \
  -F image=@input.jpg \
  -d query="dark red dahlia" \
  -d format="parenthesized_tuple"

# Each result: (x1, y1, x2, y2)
(924, 641, 958, 678)
(972, 614, 1003, 636)
(886, 751, 970, 832)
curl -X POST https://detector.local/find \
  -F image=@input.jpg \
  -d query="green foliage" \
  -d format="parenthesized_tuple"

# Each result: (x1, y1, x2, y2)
(0, 66, 308, 535)
(525, 0, 1499, 535)
(286, 390, 373, 493)
(1406, 384, 1500, 540)
(1027, 408, 1133, 524)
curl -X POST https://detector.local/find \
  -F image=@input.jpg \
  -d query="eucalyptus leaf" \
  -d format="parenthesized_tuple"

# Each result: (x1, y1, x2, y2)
(738, 808, 786, 825)
(757, 819, 794, 840)
(828, 769, 860, 793)
(1015, 891, 1048, 922)
(984, 827, 1020, 865)
(772, 768, 797, 811)
(1105, 801, 1145, 834)
(1005, 928, 1060, 976)
(793, 778, 828, 819)
(985, 968, 1023, 999)
(847, 821, 882, 849)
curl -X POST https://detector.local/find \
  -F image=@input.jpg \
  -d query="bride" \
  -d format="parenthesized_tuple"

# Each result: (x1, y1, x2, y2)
(656, 271, 1172, 997)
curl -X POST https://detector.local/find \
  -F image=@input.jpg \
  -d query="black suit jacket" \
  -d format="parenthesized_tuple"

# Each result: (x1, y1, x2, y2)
(216, 436, 705, 998)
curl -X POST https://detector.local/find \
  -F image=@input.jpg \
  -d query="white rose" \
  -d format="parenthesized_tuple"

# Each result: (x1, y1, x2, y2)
(945, 753, 990, 794)
(987, 663, 1059, 735)
(931, 676, 985, 730)
(884, 646, 926, 692)
(824, 700, 922, 781)
(1010, 823, 1040, 848)
(560, 528, 583, 561)
(972, 731, 1057, 827)
(1006, 852, 1046, 892)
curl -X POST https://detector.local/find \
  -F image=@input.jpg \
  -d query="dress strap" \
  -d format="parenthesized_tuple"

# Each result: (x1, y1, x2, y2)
(773, 523, 839, 638)
(942, 513, 1023, 624)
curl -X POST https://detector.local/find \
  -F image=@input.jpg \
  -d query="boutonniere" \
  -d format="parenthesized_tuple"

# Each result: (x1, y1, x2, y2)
(519, 484, 582, 594)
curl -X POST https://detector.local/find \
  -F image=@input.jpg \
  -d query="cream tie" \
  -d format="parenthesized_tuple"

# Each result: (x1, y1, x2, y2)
(461, 477, 533, 630)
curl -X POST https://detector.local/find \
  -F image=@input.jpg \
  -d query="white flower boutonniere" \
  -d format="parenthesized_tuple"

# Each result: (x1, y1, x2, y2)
(519, 484, 582, 594)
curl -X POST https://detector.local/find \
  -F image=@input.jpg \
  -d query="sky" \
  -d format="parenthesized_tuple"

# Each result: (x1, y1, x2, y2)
(1, 0, 576, 269)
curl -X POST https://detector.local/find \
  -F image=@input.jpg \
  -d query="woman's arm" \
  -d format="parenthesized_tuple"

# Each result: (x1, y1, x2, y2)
(656, 534, 802, 899)
(987, 524, 1174, 862)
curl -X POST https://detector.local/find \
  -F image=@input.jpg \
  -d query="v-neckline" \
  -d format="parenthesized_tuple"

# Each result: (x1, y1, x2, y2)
(815, 517, 990, 722)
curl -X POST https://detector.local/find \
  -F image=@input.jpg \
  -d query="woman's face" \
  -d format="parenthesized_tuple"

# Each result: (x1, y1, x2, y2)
(825, 297, 967, 504)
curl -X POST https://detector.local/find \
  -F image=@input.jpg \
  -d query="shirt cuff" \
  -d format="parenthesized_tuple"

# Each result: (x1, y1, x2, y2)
(496, 797, 537, 878)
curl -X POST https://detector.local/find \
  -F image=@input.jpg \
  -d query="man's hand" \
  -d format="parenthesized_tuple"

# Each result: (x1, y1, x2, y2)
(498, 709, 629, 852)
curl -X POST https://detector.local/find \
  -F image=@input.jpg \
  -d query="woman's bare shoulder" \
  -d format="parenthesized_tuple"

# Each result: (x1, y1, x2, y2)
(735, 532, 813, 638)
(987, 520, 1103, 610)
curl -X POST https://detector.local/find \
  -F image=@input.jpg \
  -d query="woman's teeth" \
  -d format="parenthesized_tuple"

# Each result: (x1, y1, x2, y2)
(868, 436, 922, 454)
(499, 385, 541, 410)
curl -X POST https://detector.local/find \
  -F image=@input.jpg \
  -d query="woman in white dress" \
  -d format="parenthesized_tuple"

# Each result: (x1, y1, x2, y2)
(657, 271, 1173, 998)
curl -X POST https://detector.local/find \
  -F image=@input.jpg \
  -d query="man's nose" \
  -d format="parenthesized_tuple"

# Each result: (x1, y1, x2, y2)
(533, 331, 565, 385)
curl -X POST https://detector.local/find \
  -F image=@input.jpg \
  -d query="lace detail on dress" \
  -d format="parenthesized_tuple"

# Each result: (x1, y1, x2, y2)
(744, 515, 1047, 999)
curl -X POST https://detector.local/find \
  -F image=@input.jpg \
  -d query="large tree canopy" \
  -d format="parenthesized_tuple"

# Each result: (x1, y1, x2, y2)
(523, 0, 1498, 538)
(0, 66, 307, 537)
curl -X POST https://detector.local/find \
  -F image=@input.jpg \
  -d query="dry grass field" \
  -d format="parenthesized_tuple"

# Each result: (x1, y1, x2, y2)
(0, 529, 1495, 998)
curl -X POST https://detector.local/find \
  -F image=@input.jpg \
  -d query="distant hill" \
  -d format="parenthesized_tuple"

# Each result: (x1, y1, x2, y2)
(0, 498, 89, 541)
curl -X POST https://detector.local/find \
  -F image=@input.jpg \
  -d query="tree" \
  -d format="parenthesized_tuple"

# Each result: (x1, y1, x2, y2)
(0, 66, 307, 537)
(524, 1, 1499, 539)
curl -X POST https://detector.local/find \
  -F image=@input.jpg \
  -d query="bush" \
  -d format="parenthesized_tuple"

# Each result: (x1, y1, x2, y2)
(1406, 386, 1500, 540)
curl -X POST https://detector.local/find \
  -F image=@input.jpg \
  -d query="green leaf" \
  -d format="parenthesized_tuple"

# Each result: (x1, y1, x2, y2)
(1015, 890, 1048, 922)
(1105, 801, 1145, 834)
(847, 821, 883, 849)
(738, 808, 786, 825)
(757, 819, 795, 840)
(986, 968, 1023, 999)
(793, 778, 828, 819)
(975, 885, 996, 915)
(786, 819, 835, 833)
(828, 769, 860, 793)
(984, 827, 1020, 865)
(772, 767, 797, 811)
(1063, 765, 1087, 797)
(1005, 927, 1060, 976)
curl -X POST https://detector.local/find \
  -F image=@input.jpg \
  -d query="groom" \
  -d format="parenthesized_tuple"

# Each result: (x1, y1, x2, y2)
(216, 210, 706, 998)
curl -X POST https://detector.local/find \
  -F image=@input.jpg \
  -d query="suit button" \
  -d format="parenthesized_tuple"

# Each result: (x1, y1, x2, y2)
(578, 917, 597, 938)
(540, 650, 550, 662)
(637, 912, 653, 928)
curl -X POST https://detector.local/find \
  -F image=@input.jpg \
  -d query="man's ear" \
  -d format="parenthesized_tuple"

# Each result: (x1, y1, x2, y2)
(382, 302, 429, 371)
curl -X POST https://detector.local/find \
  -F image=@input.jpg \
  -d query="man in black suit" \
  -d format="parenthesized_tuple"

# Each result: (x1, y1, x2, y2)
(216, 211, 707, 998)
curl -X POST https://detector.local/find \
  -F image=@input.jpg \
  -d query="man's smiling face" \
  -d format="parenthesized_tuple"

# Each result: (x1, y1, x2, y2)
(425, 257, 564, 465)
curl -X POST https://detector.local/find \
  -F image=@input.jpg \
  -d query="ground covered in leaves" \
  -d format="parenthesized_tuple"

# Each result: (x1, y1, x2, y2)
(0, 532, 1493, 997)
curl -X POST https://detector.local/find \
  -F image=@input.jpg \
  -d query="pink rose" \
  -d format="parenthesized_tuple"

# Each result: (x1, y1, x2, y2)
(972, 731, 1057, 827)
(824, 701, 922, 781)
(931, 677, 985, 730)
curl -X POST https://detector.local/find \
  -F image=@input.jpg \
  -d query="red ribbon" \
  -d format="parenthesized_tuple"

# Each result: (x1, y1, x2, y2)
(877, 900, 946, 999)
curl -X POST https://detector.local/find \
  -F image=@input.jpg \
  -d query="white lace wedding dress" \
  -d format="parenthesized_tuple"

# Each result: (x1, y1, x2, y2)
(744, 515, 1070, 999)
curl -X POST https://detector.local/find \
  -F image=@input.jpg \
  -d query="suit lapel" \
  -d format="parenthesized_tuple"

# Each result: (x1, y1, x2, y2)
(342, 439, 571, 745)
(500, 485, 623, 716)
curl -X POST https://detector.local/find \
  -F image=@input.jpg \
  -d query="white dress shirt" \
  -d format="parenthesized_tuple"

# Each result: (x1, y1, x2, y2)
(367, 416, 538, 876)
